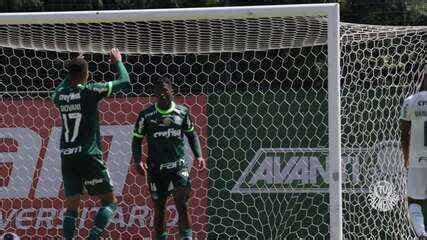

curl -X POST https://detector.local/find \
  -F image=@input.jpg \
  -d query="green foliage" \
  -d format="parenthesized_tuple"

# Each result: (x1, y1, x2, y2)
(0, 0, 424, 25)
(406, 0, 427, 25)
(41, 0, 104, 11)
(0, 0, 43, 12)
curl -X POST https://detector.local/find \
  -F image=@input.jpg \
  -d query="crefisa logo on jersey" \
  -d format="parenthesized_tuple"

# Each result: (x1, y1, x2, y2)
(153, 129, 181, 138)
(59, 92, 81, 103)
(417, 100, 427, 106)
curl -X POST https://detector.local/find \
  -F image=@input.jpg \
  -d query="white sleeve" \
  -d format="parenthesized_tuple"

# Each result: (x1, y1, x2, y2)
(399, 96, 412, 121)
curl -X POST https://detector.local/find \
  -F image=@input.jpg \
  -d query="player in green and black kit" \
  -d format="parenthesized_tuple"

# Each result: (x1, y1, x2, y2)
(51, 48, 130, 240)
(132, 77, 205, 240)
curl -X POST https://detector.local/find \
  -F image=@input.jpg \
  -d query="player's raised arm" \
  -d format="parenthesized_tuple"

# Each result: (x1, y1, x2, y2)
(79, 48, 130, 99)
(105, 48, 130, 96)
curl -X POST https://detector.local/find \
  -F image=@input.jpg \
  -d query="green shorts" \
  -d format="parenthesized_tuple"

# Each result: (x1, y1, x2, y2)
(148, 169, 191, 200)
(61, 154, 114, 197)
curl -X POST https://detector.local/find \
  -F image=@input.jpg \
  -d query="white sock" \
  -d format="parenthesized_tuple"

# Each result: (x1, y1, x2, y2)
(409, 203, 426, 237)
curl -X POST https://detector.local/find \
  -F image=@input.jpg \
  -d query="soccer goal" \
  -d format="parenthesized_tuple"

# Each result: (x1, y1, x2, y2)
(0, 4, 425, 239)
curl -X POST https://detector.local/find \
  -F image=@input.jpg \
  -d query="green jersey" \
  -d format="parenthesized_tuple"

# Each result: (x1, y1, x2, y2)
(52, 61, 130, 157)
(133, 101, 202, 173)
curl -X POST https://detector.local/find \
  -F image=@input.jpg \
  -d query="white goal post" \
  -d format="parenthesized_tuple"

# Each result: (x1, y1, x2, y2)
(0, 4, 424, 240)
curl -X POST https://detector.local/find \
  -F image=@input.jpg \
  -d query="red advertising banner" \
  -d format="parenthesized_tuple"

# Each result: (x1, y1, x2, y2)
(0, 96, 208, 239)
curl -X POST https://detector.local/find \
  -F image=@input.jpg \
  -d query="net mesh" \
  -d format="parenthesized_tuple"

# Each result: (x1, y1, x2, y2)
(0, 17, 329, 54)
(0, 11, 426, 239)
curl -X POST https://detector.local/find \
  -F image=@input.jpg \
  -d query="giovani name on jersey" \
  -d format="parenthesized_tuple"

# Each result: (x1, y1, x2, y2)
(60, 104, 81, 112)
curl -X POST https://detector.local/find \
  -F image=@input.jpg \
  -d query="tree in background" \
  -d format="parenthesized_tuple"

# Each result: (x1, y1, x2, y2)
(339, 0, 426, 25)
(405, 0, 427, 25)
(0, 0, 425, 25)
(0, 0, 43, 11)
(0, 0, 218, 10)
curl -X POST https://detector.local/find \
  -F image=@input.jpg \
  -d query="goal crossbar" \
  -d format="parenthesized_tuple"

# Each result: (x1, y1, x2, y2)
(0, 4, 337, 25)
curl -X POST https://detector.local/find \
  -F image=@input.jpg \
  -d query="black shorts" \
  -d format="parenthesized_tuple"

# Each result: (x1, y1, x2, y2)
(147, 169, 191, 200)
(61, 155, 114, 197)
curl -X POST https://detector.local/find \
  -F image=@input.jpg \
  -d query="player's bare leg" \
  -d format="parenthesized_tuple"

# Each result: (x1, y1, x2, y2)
(154, 196, 168, 240)
(63, 194, 81, 240)
(174, 187, 192, 240)
(88, 192, 117, 240)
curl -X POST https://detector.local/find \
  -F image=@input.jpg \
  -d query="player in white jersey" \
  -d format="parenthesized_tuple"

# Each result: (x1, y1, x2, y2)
(400, 68, 427, 239)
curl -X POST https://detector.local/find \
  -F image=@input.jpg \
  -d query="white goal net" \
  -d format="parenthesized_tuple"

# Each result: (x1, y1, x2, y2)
(0, 4, 425, 239)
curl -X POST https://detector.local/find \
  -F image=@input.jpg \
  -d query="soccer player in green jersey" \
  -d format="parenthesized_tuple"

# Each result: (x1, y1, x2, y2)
(132, 77, 205, 240)
(51, 48, 130, 240)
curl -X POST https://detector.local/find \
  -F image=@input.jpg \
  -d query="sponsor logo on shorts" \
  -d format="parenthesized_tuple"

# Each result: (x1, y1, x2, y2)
(84, 178, 105, 186)
(159, 159, 185, 170)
